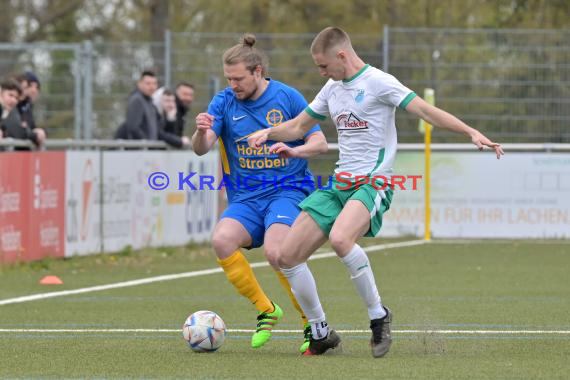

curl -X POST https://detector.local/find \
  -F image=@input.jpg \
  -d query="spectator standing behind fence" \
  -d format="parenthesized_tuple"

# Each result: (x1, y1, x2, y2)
(16, 71, 41, 131)
(173, 82, 194, 136)
(0, 80, 19, 140)
(0, 79, 45, 147)
(115, 70, 189, 148)
(156, 89, 181, 137)
(152, 81, 194, 137)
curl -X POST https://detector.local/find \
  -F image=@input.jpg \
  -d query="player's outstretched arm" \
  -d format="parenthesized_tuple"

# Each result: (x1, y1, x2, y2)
(269, 131, 328, 159)
(191, 112, 218, 156)
(248, 111, 318, 148)
(405, 96, 504, 159)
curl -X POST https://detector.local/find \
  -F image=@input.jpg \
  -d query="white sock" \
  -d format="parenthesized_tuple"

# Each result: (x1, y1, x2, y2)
(281, 263, 329, 339)
(341, 244, 386, 320)
(311, 321, 329, 340)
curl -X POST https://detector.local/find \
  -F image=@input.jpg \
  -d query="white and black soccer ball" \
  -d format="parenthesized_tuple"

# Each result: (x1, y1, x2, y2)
(182, 310, 226, 352)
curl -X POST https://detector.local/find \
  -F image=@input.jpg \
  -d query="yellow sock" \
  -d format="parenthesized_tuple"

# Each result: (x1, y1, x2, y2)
(275, 270, 308, 326)
(217, 250, 273, 313)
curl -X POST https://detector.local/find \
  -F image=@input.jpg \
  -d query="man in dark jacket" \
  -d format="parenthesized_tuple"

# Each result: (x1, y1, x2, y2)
(115, 71, 189, 148)
(172, 82, 194, 137)
(0, 80, 21, 140)
(1, 78, 45, 147)
(152, 81, 194, 137)
(155, 88, 179, 136)
(16, 71, 41, 131)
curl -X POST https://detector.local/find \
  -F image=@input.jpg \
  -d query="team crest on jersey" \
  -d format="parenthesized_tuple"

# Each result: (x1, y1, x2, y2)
(336, 112, 369, 130)
(266, 109, 284, 126)
(355, 89, 365, 103)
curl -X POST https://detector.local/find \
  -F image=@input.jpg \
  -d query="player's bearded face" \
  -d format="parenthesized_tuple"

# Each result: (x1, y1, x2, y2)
(224, 63, 260, 100)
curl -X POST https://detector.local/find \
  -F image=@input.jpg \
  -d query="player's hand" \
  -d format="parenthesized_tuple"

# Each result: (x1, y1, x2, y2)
(33, 128, 46, 145)
(470, 130, 504, 159)
(269, 142, 298, 158)
(166, 109, 177, 121)
(195, 113, 214, 132)
(248, 129, 269, 148)
(181, 136, 191, 147)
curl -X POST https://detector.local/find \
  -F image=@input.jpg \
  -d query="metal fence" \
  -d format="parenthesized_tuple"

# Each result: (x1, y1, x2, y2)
(168, 32, 384, 143)
(2, 27, 570, 142)
(387, 28, 570, 143)
(0, 43, 82, 138)
(89, 41, 168, 139)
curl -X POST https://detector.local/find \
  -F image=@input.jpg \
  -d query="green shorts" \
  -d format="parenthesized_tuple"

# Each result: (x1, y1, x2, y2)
(299, 177, 394, 237)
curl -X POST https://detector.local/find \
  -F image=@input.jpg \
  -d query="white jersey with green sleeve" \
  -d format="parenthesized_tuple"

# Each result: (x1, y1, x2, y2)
(305, 64, 416, 184)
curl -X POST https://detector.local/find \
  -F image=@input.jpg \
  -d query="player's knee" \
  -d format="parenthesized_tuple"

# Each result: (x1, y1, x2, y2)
(277, 253, 297, 269)
(211, 230, 238, 258)
(329, 231, 353, 255)
(263, 247, 280, 269)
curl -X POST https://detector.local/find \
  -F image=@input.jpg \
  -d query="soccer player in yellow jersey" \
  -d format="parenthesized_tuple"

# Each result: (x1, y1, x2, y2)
(192, 34, 327, 352)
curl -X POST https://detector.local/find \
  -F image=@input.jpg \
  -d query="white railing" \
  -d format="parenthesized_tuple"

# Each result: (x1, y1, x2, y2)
(3, 139, 570, 152)
(329, 143, 570, 152)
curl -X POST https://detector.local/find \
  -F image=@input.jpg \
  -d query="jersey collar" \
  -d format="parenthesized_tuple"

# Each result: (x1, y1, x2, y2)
(342, 64, 370, 84)
(243, 78, 273, 104)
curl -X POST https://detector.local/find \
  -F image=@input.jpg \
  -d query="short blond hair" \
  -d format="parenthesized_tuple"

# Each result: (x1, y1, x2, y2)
(310, 27, 352, 55)
(222, 33, 268, 76)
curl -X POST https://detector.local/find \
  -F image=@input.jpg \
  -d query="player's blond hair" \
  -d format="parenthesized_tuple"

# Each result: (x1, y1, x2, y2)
(222, 33, 268, 76)
(310, 27, 353, 55)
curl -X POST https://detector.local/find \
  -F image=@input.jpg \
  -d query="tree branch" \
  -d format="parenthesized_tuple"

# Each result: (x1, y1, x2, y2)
(24, 0, 84, 42)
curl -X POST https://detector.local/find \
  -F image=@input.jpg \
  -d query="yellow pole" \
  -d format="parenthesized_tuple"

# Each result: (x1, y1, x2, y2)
(420, 88, 435, 241)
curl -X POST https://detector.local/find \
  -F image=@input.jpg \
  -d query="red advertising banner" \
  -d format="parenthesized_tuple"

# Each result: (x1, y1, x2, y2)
(0, 153, 31, 263)
(27, 152, 66, 261)
(0, 152, 65, 263)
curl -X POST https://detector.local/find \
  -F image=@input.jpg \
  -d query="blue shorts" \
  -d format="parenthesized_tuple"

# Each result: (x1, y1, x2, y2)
(220, 191, 306, 249)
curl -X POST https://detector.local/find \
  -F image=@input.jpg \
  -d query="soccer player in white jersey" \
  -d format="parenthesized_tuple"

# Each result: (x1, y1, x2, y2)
(248, 26, 504, 357)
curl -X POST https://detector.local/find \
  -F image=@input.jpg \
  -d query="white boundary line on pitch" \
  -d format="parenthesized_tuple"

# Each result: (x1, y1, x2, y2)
(0, 328, 568, 335)
(0, 239, 427, 307)
(433, 239, 570, 245)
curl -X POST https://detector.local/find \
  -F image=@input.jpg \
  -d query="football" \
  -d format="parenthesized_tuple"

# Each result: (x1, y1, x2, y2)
(182, 310, 227, 352)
